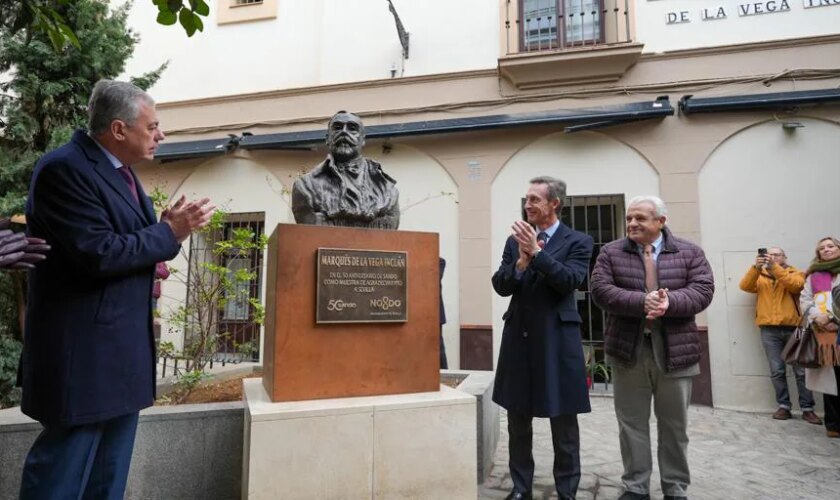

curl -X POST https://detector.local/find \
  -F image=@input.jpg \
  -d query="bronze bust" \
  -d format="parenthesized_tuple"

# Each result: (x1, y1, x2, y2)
(292, 111, 400, 229)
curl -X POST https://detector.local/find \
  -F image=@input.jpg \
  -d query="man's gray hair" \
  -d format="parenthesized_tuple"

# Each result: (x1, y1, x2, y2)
(88, 80, 154, 136)
(529, 176, 567, 203)
(628, 195, 668, 218)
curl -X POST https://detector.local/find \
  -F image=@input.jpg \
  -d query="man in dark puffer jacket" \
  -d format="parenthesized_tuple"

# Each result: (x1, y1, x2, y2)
(591, 196, 714, 500)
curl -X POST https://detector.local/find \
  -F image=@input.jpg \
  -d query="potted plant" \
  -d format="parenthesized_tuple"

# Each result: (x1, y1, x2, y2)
(587, 360, 611, 391)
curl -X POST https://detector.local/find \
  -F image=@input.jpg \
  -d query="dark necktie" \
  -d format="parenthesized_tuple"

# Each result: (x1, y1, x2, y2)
(537, 231, 548, 247)
(643, 244, 657, 292)
(117, 166, 140, 205)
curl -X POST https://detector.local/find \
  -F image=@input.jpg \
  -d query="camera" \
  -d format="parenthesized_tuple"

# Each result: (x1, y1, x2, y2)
(757, 248, 767, 256)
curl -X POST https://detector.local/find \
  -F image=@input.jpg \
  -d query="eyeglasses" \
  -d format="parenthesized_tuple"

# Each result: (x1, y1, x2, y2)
(767, 252, 785, 257)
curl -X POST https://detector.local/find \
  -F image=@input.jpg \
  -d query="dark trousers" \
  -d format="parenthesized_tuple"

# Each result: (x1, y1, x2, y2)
(439, 328, 448, 370)
(825, 367, 840, 433)
(507, 411, 580, 499)
(20, 412, 139, 500)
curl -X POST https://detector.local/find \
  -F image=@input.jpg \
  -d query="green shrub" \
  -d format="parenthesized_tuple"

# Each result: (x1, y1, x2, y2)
(0, 334, 22, 409)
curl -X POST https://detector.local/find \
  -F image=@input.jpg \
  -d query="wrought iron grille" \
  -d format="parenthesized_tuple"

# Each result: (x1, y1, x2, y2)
(185, 212, 265, 363)
(505, 0, 633, 54)
(562, 194, 625, 380)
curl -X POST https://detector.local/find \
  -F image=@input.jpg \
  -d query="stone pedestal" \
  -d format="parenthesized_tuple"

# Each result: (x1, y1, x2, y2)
(242, 378, 477, 500)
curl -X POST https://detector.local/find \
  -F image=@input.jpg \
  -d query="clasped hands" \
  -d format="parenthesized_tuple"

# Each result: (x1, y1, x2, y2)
(645, 288, 669, 320)
(161, 196, 216, 243)
(511, 220, 543, 272)
(814, 313, 839, 332)
(0, 218, 50, 270)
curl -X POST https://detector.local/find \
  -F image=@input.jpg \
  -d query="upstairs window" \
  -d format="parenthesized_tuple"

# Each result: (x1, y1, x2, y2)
(217, 0, 276, 25)
(521, 0, 604, 51)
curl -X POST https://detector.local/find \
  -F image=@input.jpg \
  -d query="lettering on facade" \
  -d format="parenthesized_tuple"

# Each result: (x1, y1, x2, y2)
(316, 248, 407, 323)
(666, 10, 691, 24)
(663, 0, 840, 25)
(702, 6, 729, 20)
(803, 0, 840, 9)
(738, 0, 791, 16)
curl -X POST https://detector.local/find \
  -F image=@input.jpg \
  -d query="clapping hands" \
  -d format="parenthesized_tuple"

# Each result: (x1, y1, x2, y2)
(161, 196, 216, 243)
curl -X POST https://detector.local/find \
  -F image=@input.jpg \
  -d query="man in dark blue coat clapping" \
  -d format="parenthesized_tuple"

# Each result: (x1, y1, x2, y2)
(492, 176, 593, 500)
(19, 80, 215, 499)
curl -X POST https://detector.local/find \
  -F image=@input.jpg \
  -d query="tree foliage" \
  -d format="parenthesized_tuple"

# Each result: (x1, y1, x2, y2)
(2, 1, 210, 51)
(156, 206, 267, 403)
(0, 0, 166, 406)
(0, 0, 79, 50)
(154, 0, 210, 38)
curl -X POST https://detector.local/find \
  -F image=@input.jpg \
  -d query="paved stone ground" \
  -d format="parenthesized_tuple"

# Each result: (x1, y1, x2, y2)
(480, 395, 840, 500)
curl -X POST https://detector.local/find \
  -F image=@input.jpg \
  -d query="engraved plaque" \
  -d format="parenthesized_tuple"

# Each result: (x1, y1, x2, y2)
(316, 248, 408, 323)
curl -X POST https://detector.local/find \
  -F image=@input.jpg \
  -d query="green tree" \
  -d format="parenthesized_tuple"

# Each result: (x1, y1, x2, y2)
(0, 0, 166, 408)
(1, 0, 210, 50)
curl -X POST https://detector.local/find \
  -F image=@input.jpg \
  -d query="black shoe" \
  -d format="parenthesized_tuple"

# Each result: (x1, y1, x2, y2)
(618, 492, 650, 500)
(664, 496, 688, 500)
(504, 492, 532, 500)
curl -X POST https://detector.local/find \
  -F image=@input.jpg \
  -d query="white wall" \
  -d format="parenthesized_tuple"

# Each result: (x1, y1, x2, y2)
(118, 1, 840, 102)
(367, 144, 461, 368)
(637, 0, 840, 53)
(120, 0, 499, 102)
(490, 131, 660, 366)
(698, 117, 840, 412)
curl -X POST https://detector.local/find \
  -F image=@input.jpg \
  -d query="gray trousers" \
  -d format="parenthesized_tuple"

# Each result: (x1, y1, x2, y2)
(612, 339, 692, 497)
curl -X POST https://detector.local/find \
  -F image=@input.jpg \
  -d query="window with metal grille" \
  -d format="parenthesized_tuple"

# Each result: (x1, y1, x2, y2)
(186, 212, 265, 362)
(562, 194, 624, 381)
(520, 0, 604, 51)
(232, 0, 263, 6)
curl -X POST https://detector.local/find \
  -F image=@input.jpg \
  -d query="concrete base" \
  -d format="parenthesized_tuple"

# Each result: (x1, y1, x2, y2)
(0, 402, 243, 500)
(242, 378, 477, 500)
(444, 369, 499, 481)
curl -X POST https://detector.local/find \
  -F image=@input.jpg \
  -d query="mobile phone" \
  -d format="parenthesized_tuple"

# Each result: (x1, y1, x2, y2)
(758, 248, 767, 256)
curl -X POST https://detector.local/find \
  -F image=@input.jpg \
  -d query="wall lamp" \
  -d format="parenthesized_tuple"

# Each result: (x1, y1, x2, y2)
(781, 121, 805, 131)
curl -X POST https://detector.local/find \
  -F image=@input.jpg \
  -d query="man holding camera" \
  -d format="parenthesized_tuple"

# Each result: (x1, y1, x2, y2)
(739, 247, 821, 424)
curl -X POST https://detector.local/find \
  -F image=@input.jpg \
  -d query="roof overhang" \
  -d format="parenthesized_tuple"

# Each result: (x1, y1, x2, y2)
(154, 97, 674, 161)
(679, 88, 840, 114)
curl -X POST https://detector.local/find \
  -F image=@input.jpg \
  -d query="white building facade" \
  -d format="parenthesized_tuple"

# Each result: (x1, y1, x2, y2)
(122, 0, 840, 412)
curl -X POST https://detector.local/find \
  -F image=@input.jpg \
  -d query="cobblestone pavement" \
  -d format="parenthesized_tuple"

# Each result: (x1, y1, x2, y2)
(480, 396, 840, 500)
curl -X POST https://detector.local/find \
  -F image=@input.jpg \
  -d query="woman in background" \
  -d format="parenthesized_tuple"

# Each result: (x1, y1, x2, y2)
(800, 237, 840, 438)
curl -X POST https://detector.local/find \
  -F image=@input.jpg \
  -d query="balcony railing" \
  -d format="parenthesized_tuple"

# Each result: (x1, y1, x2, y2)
(504, 0, 633, 55)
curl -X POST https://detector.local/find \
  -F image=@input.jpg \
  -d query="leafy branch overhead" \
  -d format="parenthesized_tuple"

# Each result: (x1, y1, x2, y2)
(154, 0, 210, 37)
(0, 1, 211, 50)
(0, 0, 80, 50)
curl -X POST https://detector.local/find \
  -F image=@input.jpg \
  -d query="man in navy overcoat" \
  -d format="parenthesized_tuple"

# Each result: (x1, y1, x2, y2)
(19, 80, 214, 499)
(492, 176, 593, 500)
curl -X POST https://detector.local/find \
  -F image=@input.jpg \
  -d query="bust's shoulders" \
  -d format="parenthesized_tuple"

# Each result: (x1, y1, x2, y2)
(294, 159, 332, 188)
(364, 158, 397, 185)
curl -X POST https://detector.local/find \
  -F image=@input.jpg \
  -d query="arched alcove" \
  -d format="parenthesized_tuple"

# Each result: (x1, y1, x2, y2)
(157, 155, 292, 363)
(698, 117, 840, 411)
(368, 144, 461, 367)
(490, 131, 660, 366)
